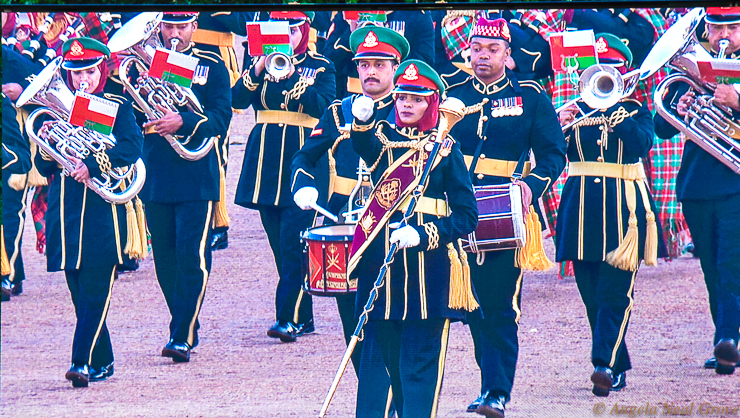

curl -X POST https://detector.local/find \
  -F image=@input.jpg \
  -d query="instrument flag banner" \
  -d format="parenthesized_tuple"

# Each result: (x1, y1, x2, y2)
(149, 47, 198, 88)
(246, 21, 292, 57)
(548, 30, 598, 73)
(68, 91, 118, 136)
(697, 58, 740, 84)
(343, 11, 388, 22)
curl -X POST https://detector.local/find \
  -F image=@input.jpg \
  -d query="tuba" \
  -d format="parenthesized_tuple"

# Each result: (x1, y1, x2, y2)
(651, 8, 740, 174)
(16, 57, 146, 204)
(107, 12, 214, 161)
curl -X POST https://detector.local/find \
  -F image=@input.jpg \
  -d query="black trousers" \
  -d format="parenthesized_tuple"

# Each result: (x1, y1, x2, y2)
(468, 249, 522, 401)
(357, 318, 450, 418)
(573, 260, 637, 375)
(65, 265, 116, 368)
(2, 178, 28, 285)
(682, 195, 740, 344)
(258, 204, 314, 324)
(146, 200, 213, 347)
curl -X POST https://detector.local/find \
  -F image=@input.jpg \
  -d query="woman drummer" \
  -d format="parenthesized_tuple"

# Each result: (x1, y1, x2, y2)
(556, 34, 666, 397)
(348, 59, 478, 417)
(33, 37, 143, 387)
(231, 11, 336, 343)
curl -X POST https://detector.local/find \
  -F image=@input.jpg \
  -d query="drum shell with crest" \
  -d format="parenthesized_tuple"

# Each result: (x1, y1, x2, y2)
(301, 224, 357, 296)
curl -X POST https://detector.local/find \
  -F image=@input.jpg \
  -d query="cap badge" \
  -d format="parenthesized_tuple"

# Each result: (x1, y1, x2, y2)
(70, 40, 84, 57)
(363, 31, 379, 48)
(501, 22, 510, 40)
(403, 63, 419, 81)
(596, 37, 608, 54)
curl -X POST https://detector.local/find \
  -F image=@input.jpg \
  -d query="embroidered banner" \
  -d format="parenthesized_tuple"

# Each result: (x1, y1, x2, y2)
(548, 30, 598, 73)
(68, 91, 119, 135)
(149, 47, 199, 88)
(697, 58, 740, 84)
(246, 21, 292, 57)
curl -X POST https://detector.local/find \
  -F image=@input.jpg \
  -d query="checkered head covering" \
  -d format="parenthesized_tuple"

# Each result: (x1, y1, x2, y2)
(470, 17, 511, 43)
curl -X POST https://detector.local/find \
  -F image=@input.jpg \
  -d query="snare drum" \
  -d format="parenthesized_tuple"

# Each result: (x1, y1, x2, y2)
(461, 184, 526, 253)
(301, 224, 357, 296)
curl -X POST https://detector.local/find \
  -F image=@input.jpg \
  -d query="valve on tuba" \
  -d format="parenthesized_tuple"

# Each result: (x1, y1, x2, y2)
(107, 12, 214, 161)
(16, 57, 146, 204)
(650, 8, 740, 174)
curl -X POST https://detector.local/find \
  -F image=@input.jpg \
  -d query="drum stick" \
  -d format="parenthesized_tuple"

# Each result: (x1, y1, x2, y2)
(310, 202, 339, 223)
(318, 335, 359, 417)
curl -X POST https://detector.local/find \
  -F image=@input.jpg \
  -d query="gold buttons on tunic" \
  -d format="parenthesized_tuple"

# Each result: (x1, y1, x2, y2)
(597, 156, 604, 162)
(477, 173, 485, 180)
(597, 139, 602, 146)
(594, 178, 601, 183)
(280, 103, 286, 109)
(479, 154, 486, 160)
(278, 123, 284, 127)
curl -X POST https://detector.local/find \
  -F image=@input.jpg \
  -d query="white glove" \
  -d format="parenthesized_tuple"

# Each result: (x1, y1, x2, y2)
(293, 186, 319, 210)
(352, 95, 375, 123)
(389, 223, 421, 249)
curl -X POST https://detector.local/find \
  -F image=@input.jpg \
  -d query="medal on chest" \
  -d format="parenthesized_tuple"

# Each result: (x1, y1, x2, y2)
(490, 96, 523, 118)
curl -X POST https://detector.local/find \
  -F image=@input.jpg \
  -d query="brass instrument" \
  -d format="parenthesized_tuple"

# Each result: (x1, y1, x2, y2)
(651, 8, 740, 174)
(16, 57, 146, 204)
(265, 50, 294, 81)
(107, 12, 214, 161)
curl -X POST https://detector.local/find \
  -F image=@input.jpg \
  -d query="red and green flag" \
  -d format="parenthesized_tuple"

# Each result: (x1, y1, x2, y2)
(344, 10, 388, 23)
(246, 21, 292, 57)
(149, 48, 199, 88)
(548, 30, 598, 73)
(698, 59, 740, 85)
(69, 91, 119, 136)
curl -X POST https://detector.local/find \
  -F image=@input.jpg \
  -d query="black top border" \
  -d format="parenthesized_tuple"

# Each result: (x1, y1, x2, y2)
(2, 1, 736, 13)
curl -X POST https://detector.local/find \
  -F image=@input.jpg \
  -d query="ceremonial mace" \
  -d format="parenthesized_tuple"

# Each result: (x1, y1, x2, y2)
(318, 97, 466, 417)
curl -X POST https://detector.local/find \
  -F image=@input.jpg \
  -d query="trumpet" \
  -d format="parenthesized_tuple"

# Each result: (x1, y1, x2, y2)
(16, 57, 146, 204)
(108, 12, 214, 161)
(265, 51, 294, 81)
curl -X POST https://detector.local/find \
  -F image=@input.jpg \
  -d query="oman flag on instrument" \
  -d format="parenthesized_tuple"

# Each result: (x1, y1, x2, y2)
(343, 10, 387, 22)
(68, 91, 119, 136)
(698, 58, 740, 85)
(149, 48, 199, 88)
(246, 21, 292, 57)
(548, 30, 598, 73)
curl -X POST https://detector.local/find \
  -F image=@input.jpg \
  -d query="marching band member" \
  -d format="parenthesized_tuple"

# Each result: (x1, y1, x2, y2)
(135, 12, 232, 363)
(32, 37, 143, 386)
(232, 11, 336, 343)
(557, 34, 666, 396)
(654, 7, 740, 374)
(446, 17, 566, 417)
(348, 59, 477, 418)
(2, 94, 32, 300)
(290, 25, 407, 414)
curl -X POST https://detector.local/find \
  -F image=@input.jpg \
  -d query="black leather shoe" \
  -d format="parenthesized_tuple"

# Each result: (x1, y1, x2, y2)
(296, 319, 315, 336)
(591, 366, 614, 397)
(10, 281, 22, 296)
(162, 340, 191, 363)
(704, 357, 717, 369)
(211, 231, 228, 251)
(714, 339, 740, 375)
(611, 371, 626, 392)
(89, 363, 115, 382)
(476, 394, 506, 418)
(1, 278, 12, 301)
(65, 364, 90, 388)
(267, 321, 298, 343)
(467, 393, 486, 412)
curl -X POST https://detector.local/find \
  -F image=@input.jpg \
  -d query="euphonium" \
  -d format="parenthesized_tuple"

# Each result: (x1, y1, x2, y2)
(16, 57, 146, 204)
(107, 12, 214, 161)
(650, 8, 740, 174)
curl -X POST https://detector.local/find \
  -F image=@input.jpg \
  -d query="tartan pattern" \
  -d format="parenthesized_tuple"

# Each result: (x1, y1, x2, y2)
(440, 11, 479, 61)
(31, 184, 48, 255)
(80, 13, 121, 72)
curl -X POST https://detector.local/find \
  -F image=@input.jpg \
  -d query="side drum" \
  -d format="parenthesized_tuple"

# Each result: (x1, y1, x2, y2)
(301, 224, 357, 296)
(461, 183, 526, 253)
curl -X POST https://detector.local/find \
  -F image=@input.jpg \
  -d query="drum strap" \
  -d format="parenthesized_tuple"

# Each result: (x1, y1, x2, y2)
(511, 148, 531, 181)
(341, 96, 353, 132)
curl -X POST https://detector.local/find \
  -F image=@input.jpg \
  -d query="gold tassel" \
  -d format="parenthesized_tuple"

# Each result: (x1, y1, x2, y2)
(213, 164, 231, 228)
(7, 174, 27, 191)
(27, 142, 48, 187)
(637, 181, 658, 267)
(123, 201, 141, 260)
(606, 180, 639, 271)
(135, 198, 149, 260)
(458, 239, 479, 311)
(447, 242, 465, 310)
(518, 206, 554, 271)
(1, 226, 11, 276)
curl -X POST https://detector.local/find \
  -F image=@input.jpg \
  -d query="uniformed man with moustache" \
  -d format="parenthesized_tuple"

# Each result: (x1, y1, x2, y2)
(134, 12, 232, 363)
(654, 7, 740, 375)
(232, 11, 336, 343)
(290, 25, 408, 415)
(323, 9, 434, 99)
(446, 17, 566, 417)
